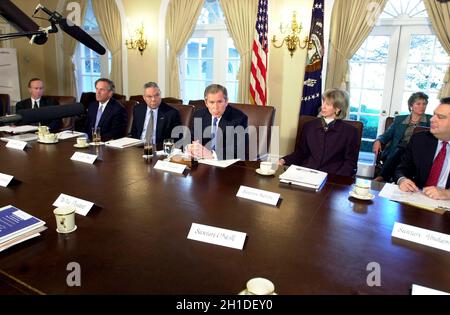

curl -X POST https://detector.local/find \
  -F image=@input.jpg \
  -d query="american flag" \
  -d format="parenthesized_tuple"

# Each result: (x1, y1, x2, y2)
(250, 0, 268, 106)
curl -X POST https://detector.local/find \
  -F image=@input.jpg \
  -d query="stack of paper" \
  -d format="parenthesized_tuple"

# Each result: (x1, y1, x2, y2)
(0, 125, 38, 134)
(105, 137, 143, 148)
(279, 165, 327, 191)
(0, 133, 38, 143)
(0, 205, 47, 252)
(57, 130, 86, 140)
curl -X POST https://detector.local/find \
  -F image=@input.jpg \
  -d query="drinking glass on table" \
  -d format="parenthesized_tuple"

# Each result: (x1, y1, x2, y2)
(163, 138, 174, 156)
(92, 127, 101, 145)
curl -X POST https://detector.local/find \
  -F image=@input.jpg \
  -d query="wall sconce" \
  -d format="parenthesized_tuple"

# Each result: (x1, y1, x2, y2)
(125, 23, 148, 55)
(272, 11, 309, 58)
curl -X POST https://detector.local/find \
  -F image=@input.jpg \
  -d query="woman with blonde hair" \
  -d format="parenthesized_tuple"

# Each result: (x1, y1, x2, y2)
(279, 88, 360, 177)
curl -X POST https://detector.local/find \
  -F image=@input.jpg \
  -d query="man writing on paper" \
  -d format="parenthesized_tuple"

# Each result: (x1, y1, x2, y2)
(84, 78, 127, 142)
(186, 84, 248, 160)
(395, 97, 450, 200)
(15, 78, 60, 132)
(130, 82, 181, 146)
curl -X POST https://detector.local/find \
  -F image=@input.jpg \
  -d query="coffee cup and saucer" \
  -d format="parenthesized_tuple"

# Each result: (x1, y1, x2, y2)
(349, 181, 374, 200)
(238, 278, 277, 295)
(37, 133, 59, 144)
(256, 161, 276, 176)
(73, 137, 90, 148)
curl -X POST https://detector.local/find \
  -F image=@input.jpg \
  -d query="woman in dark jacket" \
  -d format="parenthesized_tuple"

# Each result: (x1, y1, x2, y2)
(279, 88, 359, 177)
(373, 92, 431, 182)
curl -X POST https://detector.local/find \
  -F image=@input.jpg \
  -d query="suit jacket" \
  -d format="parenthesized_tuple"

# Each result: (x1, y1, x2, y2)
(192, 106, 248, 160)
(15, 96, 60, 132)
(85, 98, 127, 141)
(130, 102, 181, 145)
(283, 118, 359, 176)
(378, 114, 431, 160)
(395, 131, 450, 189)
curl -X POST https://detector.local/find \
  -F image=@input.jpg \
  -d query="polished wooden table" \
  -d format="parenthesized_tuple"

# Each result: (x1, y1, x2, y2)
(0, 139, 449, 294)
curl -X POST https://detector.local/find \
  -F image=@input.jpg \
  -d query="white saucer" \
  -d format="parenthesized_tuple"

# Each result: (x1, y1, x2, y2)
(38, 139, 58, 144)
(238, 289, 277, 295)
(256, 168, 276, 176)
(349, 191, 374, 200)
(73, 144, 90, 148)
(56, 225, 77, 234)
(142, 154, 153, 159)
(89, 142, 105, 146)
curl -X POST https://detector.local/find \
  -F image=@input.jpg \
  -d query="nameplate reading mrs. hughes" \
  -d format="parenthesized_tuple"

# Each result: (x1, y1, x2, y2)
(187, 223, 246, 250)
(53, 193, 95, 216)
(391, 222, 450, 252)
(236, 185, 280, 206)
(71, 152, 97, 164)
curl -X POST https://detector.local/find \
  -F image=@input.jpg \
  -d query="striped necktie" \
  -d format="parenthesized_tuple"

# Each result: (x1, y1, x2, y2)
(144, 109, 154, 143)
(211, 117, 218, 151)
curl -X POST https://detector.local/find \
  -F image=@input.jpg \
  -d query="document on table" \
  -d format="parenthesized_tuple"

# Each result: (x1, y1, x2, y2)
(57, 131, 86, 140)
(379, 183, 450, 211)
(198, 158, 240, 168)
(0, 125, 38, 133)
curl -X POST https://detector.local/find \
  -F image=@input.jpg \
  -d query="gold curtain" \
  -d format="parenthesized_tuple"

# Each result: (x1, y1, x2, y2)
(166, 0, 204, 98)
(424, 0, 450, 99)
(325, 0, 387, 91)
(92, 0, 123, 94)
(62, 0, 87, 97)
(219, 0, 258, 103)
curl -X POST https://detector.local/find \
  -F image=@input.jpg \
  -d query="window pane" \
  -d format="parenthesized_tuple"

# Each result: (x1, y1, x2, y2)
(365, 37, 389, 62)
(408, 35, 434, 63)
(362, 64, 386, 89)
(405, 64, 431, 90)
(186, 59, 199, 79)
(349, 89, 362, 113)
(93, 59, 101, 74)
(360, 115, 379, 140)
(187, 41, 200, 58)
(360, 90, 383, 114)
(434, 43, 449, 63)
(226, 81, 238, 102)
(202, 60, 213, 80)
(227, 60, 239, 81)
(228, 38, 239, 58)
(350, 63, 363, 88)
(84, 60, 91, 74)
(201, 38, 214, 58)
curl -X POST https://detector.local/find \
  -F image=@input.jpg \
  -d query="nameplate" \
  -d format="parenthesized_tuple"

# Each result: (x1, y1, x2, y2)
(391, 222, 450, 252)
(71, 152, 97, 164)
(154, 160, 186, 174)
(6, 140, 27, 150)
(236, 185, 280, 206)
(187, 223, 246, 250)
(411, 284, 449, 295)
(53, 193, 95, 216)
(0, 173, 14, 187)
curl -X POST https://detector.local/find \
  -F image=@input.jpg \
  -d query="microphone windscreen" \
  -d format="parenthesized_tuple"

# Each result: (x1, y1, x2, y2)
(0, 0, 48, 45)
(17, 103, 84, 124)
(59, 19, 106, 55)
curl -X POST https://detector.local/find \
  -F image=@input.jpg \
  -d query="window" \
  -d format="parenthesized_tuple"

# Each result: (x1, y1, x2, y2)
(179, 0, 240, 103)
(349, 0, 450, 152)
(74, 0, 111, 99)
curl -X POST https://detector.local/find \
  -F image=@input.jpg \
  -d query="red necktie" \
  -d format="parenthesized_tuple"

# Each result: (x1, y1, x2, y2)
(425, 141, 448, 187)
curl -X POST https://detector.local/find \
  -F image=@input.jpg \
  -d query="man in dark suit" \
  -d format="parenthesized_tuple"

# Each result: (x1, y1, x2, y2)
(15, 78, 60, 131)
(85, 78, 127, 142)
(186, 84, 248, 160)
(130, 82, 181, 146)
(395, 97, 450, 200)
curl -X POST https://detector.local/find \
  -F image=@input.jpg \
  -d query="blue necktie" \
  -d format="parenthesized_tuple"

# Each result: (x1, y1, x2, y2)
(211, 117, 218, 151)
(94, 104, 104, 129)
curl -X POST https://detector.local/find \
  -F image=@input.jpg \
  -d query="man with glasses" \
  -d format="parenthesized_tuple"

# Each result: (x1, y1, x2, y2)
(130, 82, 181, 146)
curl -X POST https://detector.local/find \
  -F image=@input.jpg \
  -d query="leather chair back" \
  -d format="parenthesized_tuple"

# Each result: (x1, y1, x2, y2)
(167, 103, 195, 129)
(123, 100, 138, 136)
(80, 92, 126, 109)
(0, 93, 11, 116)
(229, 103, 276, 161)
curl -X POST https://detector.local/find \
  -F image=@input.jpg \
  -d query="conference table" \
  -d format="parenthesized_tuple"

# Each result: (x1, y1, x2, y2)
(0, 138, 449, 295)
